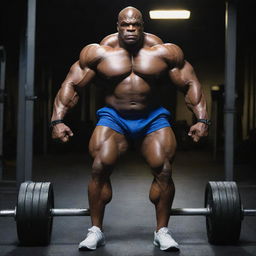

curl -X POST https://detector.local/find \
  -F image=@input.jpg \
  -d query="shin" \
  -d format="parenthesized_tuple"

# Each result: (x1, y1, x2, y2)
(149, 160, 175, 231)
(88, 157, 114, 229)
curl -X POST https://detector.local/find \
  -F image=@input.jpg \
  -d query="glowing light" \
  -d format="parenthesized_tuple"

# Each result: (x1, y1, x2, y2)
(212, 85, 220, 91)
(149, 10, 191, 19)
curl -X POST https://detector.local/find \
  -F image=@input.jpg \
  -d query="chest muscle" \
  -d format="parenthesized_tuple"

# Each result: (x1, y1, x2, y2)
(97, 49, 168, 80)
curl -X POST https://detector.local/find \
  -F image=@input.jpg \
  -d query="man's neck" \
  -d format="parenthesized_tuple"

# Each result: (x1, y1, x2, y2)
(118, 35, 144, 54)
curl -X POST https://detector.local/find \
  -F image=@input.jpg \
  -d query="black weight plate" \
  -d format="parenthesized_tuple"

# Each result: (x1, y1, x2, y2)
(223, 182, 241, 242)
(205, 181, 219, 243)
(38, 182, 54, 245)
(16, 181, 54, 245)
(31, 182, 44, 242)
(16, 181, 33, 244)
(205, 181, 242, 244)
(17, 182, 37, 245)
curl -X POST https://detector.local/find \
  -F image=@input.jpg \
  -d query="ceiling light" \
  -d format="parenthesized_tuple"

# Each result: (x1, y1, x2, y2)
(211, 85, 220, 91)
(149, 10, 191, 19)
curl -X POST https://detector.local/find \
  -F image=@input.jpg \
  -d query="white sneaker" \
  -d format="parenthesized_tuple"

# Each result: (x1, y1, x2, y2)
(79, 226, 105, 251)
(153, 227, 179, 251)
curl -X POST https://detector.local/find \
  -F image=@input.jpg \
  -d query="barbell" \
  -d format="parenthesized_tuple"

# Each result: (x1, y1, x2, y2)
(0, 181, 255, 246)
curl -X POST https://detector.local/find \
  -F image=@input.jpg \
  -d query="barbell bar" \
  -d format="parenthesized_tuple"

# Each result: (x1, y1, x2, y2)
(2, 207, 256, 217)
(0, 181, 255, 245)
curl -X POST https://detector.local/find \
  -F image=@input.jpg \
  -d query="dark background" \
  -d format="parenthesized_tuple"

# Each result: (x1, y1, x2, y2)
(0, 0, 255, 162)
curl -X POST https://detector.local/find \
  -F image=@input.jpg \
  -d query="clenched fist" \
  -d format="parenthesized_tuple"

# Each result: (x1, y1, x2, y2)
(188, 122, 208, 142)
(51, 123, 74, 143)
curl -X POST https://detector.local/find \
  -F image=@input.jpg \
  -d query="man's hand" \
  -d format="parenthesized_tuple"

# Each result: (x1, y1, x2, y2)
(52, 123, 74, 143)
(188, 122, 208, 142)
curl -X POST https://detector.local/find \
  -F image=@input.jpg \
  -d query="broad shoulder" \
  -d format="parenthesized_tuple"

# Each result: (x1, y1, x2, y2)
(100, 33, 119, 47)
(144, 32, 163, 46)
(79, 43, 114, 68)
(153, 43, 184, 68)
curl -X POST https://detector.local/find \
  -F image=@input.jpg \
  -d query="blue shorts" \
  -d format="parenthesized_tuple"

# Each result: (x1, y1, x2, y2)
(96, 106, 171, 139)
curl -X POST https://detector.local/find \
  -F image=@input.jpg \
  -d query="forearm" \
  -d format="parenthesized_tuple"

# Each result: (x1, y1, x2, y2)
(184, 82, 208, 120)
(51, 82, 79, 121)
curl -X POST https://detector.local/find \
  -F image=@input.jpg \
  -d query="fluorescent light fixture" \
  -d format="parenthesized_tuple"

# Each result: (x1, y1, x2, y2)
(211, 85, 220, 91)
(149, 10, 191, 19)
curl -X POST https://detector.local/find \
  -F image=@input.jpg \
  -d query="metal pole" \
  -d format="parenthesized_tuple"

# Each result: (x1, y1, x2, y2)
(0, 46, 6, 180)
(24, 0, 37, 180)
(17, 28, 27, 184)
(51, 208, 91, 216)
(224, 0, 237, 181)
(1, 207, 256, 218)
(0, 209, 16, 217)
(51, 208, 210, 216)
(211, 95, 218, 160)
(243, 209, 256, 216)
(16, 0, 37, 185)
(171, 208, 210, 216)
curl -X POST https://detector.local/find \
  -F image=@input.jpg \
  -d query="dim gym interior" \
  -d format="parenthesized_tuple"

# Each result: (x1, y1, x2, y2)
(0, 0, 256, 255)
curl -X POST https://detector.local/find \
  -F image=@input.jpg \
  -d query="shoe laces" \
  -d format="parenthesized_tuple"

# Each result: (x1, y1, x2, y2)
(87, 227, 101, 238)
(158, 228, 172, 238)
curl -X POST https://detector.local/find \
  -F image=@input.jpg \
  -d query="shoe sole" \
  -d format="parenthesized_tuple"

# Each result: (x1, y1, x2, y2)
(153, 241, 179, 252)
(78, 241, 105, 251)
(79, 246, 95, 251)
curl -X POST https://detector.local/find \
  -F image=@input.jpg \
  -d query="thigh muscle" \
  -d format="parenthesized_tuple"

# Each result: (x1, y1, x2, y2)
(89, 126, 128, 164)
(141, 127, 177, 169)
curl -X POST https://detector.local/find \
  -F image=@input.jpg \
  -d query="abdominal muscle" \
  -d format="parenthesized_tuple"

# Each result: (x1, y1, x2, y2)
(104, 73, 158, 114)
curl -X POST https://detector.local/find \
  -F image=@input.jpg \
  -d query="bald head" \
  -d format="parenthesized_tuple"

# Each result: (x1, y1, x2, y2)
(118, 6, 143, 24)
(117, 7, 144, 46)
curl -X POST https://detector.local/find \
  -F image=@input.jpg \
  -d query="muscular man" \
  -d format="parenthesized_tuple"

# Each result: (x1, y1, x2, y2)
(50, 6, 209, 251)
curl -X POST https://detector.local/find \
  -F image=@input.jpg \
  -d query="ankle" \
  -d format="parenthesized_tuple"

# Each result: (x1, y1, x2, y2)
(90, 225, 103, 232)
(156, 226, 168, 232)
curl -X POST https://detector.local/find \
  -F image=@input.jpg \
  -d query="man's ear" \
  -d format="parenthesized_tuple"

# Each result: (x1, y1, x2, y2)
(116, 22, 119, 32)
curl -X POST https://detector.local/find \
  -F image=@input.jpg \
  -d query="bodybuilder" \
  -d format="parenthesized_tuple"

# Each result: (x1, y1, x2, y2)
(51, 6, 209, 251)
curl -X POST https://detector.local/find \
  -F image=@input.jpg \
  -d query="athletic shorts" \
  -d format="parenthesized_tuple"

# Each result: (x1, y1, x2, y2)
(96, 106, 171, 139)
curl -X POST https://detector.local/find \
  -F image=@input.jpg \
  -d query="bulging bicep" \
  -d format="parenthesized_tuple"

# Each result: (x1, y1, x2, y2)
(63, 61, 96, 88)
(169, 60, 198, 89)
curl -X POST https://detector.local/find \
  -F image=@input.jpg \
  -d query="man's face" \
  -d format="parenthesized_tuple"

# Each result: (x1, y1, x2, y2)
(117, 17, 144, 45)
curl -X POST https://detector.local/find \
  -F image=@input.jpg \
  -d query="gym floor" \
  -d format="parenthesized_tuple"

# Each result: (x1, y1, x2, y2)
(0, 149, 256, 256)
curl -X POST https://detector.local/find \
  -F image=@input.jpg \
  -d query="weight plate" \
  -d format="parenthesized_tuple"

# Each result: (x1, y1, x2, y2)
(15, 181, 32, 244)
(16, 181, 54, 245)
(205, 181, 242, 244)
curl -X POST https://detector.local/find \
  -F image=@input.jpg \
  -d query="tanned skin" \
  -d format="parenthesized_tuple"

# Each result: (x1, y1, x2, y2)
(51, 7, 209, 231)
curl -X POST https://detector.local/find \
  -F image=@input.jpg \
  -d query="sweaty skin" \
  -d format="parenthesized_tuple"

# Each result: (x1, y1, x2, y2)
(51, 7, 208, 232)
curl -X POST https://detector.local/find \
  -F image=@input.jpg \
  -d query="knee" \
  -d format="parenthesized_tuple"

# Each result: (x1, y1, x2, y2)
(148, 154, 165, 172)
(146, 147, 175, 170)
(147, 153, 171, 172)
(149, 157, 173, 182)
(91, 155, 115, 181)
